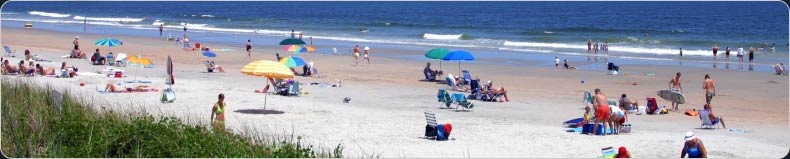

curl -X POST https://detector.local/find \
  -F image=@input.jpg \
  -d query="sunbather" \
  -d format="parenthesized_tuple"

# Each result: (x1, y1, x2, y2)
(25, 62, 35, 76)
(70, 49, 85, 58)
(209, 60, 225, 73)
(563, 59, 577, 69)
(703, 104, 726, 128)
(619, 94, 638, 113)
(35, 64, 56, 76)
(61, 62, 77, 78)
(24, 50, 32, 61)
(485, 80, 510, 102)
(2, 60, 18, 74)
(104, 83, 126, 93)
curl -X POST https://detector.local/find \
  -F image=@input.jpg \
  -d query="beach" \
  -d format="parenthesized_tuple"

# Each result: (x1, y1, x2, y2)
(2, 27, 788, 157)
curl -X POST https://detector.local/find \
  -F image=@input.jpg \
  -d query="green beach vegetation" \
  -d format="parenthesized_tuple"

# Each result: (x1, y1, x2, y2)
(1, 79, 343, 158)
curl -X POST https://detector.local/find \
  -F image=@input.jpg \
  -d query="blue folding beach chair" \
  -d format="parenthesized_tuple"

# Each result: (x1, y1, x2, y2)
(452, 93, 474, 111)
(437, 89, 452, 109)
(462, 70, 472, 85)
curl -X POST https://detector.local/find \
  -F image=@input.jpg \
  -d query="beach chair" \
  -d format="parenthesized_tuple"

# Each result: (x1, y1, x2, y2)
(287, 81, 300, 96)
(601, 147, 616, 158)
(583, 91, 593, 105)
(424, 111, 438, 139)
(607, 62, 619, 75)
(160, 88, 176, 103)
(698, 110, 720, 129)
(437, 89, 452, 109)
(452, 93, 474, 111)
(3, 45, 14, 57)
(461, 70, 472, 85)
(468, 79, 481, 100)
(204, 61, 215, 73)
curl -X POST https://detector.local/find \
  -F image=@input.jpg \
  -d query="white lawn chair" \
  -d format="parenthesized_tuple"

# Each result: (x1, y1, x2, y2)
(4, 45, 15, 57)
(699, 110, 719, 129)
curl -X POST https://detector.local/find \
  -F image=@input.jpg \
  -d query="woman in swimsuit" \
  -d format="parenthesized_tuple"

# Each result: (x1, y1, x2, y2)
(353, 45, 360, 65)
(681, 131, 707, 158)
(246, 39, 253, 57)
(211, 94, 227, 130)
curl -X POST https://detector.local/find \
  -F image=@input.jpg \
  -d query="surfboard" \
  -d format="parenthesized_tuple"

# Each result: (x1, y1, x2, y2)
(657, 89, 685, 104)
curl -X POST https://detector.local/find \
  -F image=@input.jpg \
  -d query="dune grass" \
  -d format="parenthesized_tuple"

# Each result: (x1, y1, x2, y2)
(1, 79, 343, 158)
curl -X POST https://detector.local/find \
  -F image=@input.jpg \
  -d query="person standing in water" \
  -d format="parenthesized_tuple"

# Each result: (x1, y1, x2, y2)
(725, 46, 731, 61)
(593, 40, 599, 55)
(712, 44, 719, 60)
(771, 43, 776, 53)
(748, 45, 755, 63)
(604, 41, 609, 55)
(210, 94, 227, 130)
(737, 45, 744, 63)
(587, 39, 592, 53)
(246, 39, 252, 57)
(679, 48, 683, 57)
(159, 24, 164, 37)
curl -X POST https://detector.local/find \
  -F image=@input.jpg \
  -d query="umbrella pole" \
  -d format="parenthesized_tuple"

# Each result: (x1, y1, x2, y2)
(264, 79, 269, 112)
(439, 61, 442, 71)
(458, 61, 461, 76)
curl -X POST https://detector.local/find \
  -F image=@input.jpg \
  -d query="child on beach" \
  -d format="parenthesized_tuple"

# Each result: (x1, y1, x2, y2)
(554, 57, 560, 68)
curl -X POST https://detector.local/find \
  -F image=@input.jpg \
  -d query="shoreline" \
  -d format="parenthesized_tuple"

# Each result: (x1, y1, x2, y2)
(2, 27, 789, 157)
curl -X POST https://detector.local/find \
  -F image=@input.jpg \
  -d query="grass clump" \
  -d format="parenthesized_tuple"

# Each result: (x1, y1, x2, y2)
(1, 79, 343, 158)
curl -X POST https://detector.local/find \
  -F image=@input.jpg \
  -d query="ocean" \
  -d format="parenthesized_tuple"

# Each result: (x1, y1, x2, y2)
(1, 1, 788, 70)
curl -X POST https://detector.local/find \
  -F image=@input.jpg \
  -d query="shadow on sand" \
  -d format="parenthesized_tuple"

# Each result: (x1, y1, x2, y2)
(234, 109, 285, 115)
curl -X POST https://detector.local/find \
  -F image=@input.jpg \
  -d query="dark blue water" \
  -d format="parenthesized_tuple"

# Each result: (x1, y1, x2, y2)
(2, 1, 788, 68)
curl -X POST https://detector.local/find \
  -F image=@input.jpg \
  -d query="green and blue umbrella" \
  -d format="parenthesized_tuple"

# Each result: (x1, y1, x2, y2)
(279, 38, 306, 45)
(278, 56, 306, 68)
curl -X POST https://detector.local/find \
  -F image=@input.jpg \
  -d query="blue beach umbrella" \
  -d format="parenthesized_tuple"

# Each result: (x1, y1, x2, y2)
(202, 50, 217, 58)
(94, 38, 123, 47)
(442, 50, 475, 75)
(293, 46, 308, 54)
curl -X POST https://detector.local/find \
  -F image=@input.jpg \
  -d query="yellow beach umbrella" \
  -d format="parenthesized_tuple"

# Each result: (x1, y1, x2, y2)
(241, 60, 294, 111)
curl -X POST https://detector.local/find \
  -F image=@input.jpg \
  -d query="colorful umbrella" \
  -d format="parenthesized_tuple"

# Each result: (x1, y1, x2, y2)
(293, 47, 307, 54)
(442, 50, 475, 75)
(425, 48, 451, 70)
(202, 50, 217, 58)
(94, 38, 123, 47)
(285, 45, 302, 52)
(306, 45, 316, 53)
(279, 56, 306, 68)
(241, 60, 295, 111)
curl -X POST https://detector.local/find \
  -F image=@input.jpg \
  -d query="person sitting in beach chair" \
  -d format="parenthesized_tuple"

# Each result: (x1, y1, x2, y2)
(607, 62, 619, 75)
(302, 63, 312, 76)
(91, 49, 106, 65)
(484, 80, 510, 102)
(204, 60, 225, 73)
(619, 94, 638, 113)
(699, 104, 726, 128)
(563, 59, 577, 69)
(445, 73, 464, 91)
(70, 49, 85, 59)
(423, 63, 441, 81)
(287, 81, 301, 96)
(461, 70, 472, 85)
(468, 79, 482, 100)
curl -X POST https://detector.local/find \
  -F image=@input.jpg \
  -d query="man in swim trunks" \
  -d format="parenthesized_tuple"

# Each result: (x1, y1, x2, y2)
(246, 39, 252, 57)
(587, 39, 592, 53)
(712, 44, 719, 59)
(748, 45, 755, 63)
(591, 88, 609, 136)
(211, 94, 226, 130)
(668, 72, 683, 111)
(725, 46, 730, 61)
(737, 45, 744, 63)
(703, 74, 716, 104)
(353, 45, 360, 66)
(609, 105, 625, 135)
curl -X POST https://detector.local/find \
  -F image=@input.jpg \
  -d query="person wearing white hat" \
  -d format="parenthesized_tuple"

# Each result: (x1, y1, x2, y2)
(363, 46, 371, 65)
(681, 131, 707, 158)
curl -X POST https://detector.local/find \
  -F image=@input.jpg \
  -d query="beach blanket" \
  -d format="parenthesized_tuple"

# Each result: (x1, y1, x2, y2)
(563, 118, 584, 127)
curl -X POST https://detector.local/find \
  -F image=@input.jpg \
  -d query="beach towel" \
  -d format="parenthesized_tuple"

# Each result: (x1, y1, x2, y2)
(602, 147, 616, 158)
(685, 109, 698, 116)
(563, 117, 584, 128)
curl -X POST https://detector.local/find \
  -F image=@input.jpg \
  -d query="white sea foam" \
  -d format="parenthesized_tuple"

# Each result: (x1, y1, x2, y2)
(28, 11, 70, 18)
(423, 33, 463, 40)
(201, 15, 215, 18)
(543, 31, 554, 34)
(504, 40, 712, 56)
(73, 16, 145, 22)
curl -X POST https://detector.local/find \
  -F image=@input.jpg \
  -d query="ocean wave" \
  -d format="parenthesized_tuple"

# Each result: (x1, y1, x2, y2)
(503, 40, 713, 56)
(28, 11, 71, 18)
(423, 33, 464, 40)
(73, 16, 145, 22)
(4, 18, 140, 28)
(201, 15, 215, 18)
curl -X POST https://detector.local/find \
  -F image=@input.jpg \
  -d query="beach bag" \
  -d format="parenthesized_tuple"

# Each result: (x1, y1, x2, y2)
(646, 98, 658, 114)
(436, 124, 447, 140)
(425, 124, 437, 138)
(443, 123, 452, 138)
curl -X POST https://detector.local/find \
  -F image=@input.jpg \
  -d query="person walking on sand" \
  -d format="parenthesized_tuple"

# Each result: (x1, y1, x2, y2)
(669, 72, 683, 111)
(246, 39, 253, 57)
(712, 44, 719, 59)
(353, 45, 360, 65)
(703, 74, 716, 105)
(681, 131, 707, 158)
(591, 88, 610, 136)
(73, 36, 80, 50)
(725, 46, 731, 61)
(748, 45, 755, 63)
(159, 24, 164, 37)
(363, 46, 371, 65)
(737, 45, 744, 63)
(210, 94, 227, 130)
